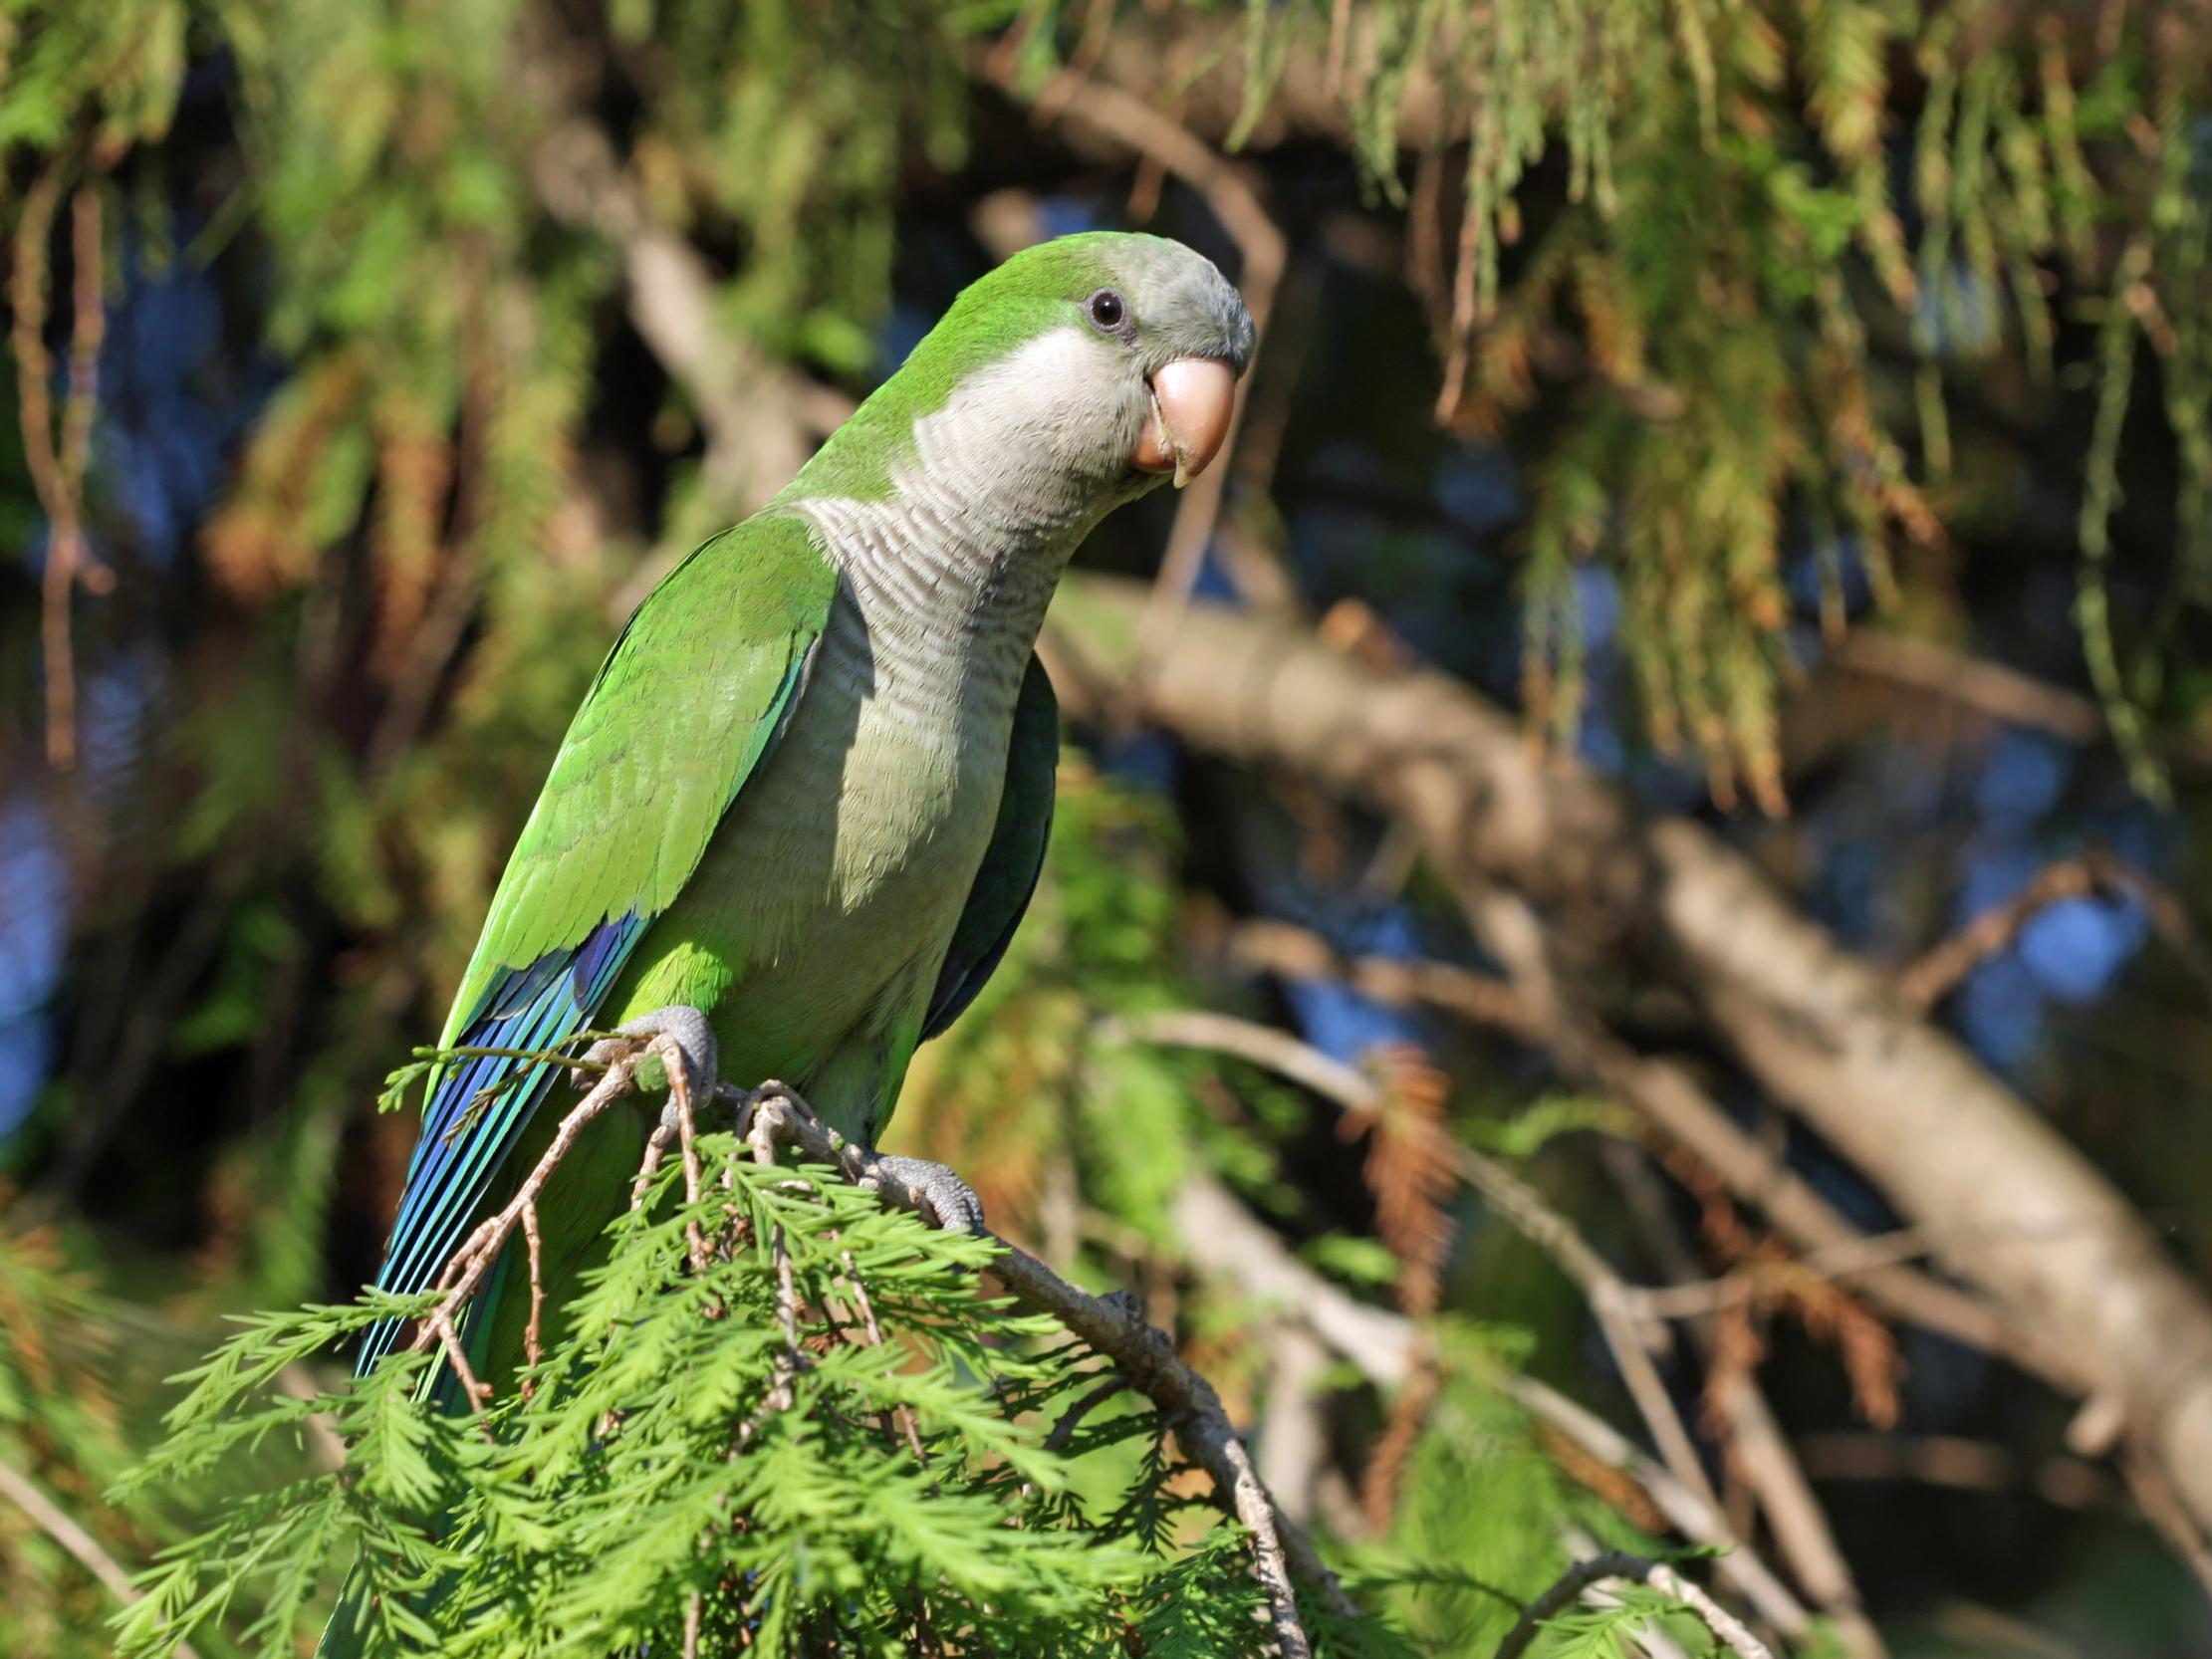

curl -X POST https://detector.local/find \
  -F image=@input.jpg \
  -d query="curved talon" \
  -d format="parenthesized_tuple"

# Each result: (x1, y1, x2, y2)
(868, 1154, 987, 1234)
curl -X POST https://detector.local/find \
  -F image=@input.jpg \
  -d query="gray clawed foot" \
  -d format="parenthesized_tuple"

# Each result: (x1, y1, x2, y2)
(575, 1005, 721, 1123)
(867, 1154, 987, 1235)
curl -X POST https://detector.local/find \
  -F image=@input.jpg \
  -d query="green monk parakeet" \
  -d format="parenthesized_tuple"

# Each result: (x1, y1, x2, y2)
(352, 231, 1252, 1390)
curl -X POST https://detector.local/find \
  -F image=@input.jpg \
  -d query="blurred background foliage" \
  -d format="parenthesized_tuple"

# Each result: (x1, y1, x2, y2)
(4, 0, 2212, 1653)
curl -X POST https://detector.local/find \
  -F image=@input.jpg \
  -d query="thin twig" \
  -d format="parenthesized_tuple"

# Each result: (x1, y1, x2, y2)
(1045, 1374, 1131, 1452)
(1109, 1008, 1718, 1514)
(400, 1054, 645, 1374)
(1494, 1549, 1775, 1659)
(10, 167, 99, 772)
(1224, 918, 1546, 1042)
(1898, 849, 2212, 1011)
(630, 1117, 676, 1210)
(40, 183, 109, 772)
(521, 1199, 547, 1382)
(0, 1455, 200, 1659)
(654, 1033, 711, 1273)
(429, 1310, 490, 1415)
(993, 62, 1289, 680)
(1825, 628, 2212, 773)
(842, 1249, 925, 1460)
(1619, 1207, 2183, 1328)
(739, 1099, 806, 1435)
(1794, 1431, 2123, 1511)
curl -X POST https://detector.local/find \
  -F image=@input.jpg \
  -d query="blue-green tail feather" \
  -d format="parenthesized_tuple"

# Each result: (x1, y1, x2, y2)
(355, 911, 645, 1376)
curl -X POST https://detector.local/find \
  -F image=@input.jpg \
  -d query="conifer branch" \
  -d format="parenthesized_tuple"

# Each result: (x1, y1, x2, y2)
(1496, 1550, 1774, 1659)
(394, 1047, 1351, 1657)
(725, 1078, 1353, 1656)
(0, 1453, 197, 1659)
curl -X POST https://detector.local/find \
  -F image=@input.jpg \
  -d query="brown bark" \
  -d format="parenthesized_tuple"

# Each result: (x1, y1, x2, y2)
(1045, 575, 2212, 1537)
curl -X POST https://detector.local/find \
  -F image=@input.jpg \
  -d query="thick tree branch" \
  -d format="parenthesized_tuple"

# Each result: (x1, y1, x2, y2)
(1045, 574, 2212, 1541)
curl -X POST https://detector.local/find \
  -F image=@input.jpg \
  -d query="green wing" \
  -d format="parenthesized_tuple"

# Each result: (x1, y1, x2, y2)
(450, 515, 837, 1035)
(923, 654, 1058, 1040)
(358, 513, 837, 1372)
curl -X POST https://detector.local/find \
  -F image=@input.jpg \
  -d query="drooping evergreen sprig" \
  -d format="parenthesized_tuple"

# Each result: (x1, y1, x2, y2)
(113, 1036, 1403, 1658)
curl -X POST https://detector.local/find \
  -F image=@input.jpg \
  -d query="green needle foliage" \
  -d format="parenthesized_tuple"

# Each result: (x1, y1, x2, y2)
(115, 1142, 1327, 1657)
(104, 1136, 1721, 1657)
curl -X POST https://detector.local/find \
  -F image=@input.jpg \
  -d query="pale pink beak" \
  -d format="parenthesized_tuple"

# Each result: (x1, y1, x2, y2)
(1130, 356, 1238, 489)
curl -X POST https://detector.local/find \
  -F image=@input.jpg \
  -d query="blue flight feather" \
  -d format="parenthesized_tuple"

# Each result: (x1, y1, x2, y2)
(355, 911, 644, 1375)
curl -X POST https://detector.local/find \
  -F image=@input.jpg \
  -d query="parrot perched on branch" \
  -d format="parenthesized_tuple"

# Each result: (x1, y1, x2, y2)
(349, 231, 1252, 1397)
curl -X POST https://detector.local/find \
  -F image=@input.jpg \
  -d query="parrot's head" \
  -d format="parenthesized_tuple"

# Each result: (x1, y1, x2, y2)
(955, 229, 1257, 493)
(804, 232, 1255, 518)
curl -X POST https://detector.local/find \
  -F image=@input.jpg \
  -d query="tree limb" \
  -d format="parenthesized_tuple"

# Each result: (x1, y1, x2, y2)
(1045, 574, 2212, 1540)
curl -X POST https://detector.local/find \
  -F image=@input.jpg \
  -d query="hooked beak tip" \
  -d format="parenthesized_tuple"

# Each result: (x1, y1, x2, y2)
(1131, 356, 1238, 487)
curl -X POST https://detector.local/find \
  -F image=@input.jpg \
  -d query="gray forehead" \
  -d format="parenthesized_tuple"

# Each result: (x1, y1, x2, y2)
(1108, 243, 1256, 367)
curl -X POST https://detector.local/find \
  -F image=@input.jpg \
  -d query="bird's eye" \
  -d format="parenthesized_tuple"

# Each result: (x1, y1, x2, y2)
(1086, 289, 1128, 333)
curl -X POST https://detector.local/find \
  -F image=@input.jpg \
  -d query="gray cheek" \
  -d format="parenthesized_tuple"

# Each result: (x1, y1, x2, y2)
(1050, 390, 1151, 482)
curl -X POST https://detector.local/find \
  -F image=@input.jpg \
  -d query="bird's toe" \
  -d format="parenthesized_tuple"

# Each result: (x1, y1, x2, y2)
(868, 1154, 987, 1235)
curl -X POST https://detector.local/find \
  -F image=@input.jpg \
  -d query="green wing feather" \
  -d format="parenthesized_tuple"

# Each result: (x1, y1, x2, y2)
(923, 654, 1058, 1040)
